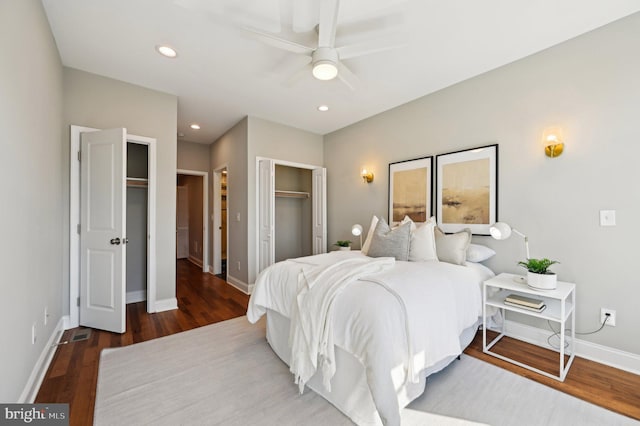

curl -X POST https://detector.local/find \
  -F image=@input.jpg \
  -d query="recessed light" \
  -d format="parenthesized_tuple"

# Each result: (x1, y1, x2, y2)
(190, 123, 201, 130)
(156, 45, 177, 58)
(318, 105, 329, 112)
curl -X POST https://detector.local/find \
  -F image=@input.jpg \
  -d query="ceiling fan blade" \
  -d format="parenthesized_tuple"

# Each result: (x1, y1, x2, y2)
(283, 59, 313, 87)
(318, 0, 340, 47)
(336, 61, 358, 91)
(337, 33, 405, 60)
(243, 26, 314, 55)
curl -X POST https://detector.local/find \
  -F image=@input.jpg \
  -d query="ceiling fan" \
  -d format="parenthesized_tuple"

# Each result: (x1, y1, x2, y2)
(241, 0, 405, 90)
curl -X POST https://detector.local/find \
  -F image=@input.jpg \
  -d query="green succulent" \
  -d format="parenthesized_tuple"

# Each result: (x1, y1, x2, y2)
(517, 258, 559, 275)
(335, 240, 351, 247)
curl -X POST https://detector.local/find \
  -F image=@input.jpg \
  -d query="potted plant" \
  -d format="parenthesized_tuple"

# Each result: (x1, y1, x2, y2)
(334, 240, 352, 251)
(517, 258, 559, 290)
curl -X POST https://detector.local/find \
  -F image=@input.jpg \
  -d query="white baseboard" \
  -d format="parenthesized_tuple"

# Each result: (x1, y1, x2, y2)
(62, 314, 72, 330)
(126, 290, 147, 304)
(504, 319, 640, 375)
(226, 274, 253, 295)
(154, 297, 178, 312)
(19, 317, 65, 403)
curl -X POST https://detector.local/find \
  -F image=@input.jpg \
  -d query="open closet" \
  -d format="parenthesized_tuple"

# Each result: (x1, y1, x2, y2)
(257, 158, 326, 274)
(274, 165, 312, 262)
(126, 142, 149, 304)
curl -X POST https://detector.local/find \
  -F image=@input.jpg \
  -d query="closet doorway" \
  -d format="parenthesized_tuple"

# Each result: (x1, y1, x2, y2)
(69, 125, 157, 332)
(212, 166, 228, 277)
(257, 158, 326, 274)
(176, 169, 209, 273)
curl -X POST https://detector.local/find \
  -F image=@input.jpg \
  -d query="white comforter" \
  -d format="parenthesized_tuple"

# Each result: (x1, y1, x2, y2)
(247, 251, 494, 425)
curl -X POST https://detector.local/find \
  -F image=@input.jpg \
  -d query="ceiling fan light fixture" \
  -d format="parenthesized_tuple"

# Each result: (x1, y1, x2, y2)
(313, 61, 338, 80)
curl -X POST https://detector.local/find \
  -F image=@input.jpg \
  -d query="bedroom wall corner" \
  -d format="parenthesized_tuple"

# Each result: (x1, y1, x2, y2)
(0, 0, 64, 402)
(246, 116, 324, 285)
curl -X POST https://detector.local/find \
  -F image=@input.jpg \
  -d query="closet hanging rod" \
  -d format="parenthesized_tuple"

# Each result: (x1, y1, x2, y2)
(275, 190, 309, 199)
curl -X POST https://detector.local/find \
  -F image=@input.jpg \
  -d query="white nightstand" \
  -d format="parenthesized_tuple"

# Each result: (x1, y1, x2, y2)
(482, 272, 576, 381)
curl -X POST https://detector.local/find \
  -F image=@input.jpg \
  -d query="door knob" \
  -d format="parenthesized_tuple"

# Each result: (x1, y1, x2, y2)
(110, 237, 121, 245)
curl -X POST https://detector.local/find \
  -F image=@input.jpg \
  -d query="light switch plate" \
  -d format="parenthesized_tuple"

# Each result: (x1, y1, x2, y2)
(600, 210, 616, 226)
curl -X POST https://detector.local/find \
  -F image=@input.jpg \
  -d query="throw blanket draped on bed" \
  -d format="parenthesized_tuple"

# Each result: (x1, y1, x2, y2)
(289, 257, 396, 393)
(248, 251, 493, 426)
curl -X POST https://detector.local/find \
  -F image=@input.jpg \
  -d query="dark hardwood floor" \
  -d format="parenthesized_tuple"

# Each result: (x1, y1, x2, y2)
(36, 260, 639, 424)
(35, 260, 249, 426)
(464, 330, 640, 421)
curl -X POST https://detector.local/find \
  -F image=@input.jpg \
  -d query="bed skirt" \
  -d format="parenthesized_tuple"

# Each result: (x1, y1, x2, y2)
(265, 308, 480, 426)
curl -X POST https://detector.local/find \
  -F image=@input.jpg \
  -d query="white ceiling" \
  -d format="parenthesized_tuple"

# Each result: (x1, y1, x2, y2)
(42, 0, 640, 144)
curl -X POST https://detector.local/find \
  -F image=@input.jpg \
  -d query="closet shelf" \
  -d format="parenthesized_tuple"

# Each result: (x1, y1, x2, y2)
(275, 190, 309, 199)
(127, 177, 148, 188)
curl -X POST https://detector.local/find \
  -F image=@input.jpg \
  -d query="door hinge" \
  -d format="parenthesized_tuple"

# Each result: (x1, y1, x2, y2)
(77, 224, 81, 234)
(77, 151, 81, 161)
(76, 297, 80, 307)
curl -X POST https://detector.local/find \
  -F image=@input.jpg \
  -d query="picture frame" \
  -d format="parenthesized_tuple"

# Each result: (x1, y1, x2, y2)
(435, 144, 498, 235)
(388, 156, 433, 226)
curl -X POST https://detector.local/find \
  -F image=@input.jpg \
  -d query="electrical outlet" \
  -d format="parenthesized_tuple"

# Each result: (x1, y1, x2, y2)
(32, 324, 36, 344)
(44, 306, 48, 326)
(600, 308, 616, 326)
(236, 261, 241, 271)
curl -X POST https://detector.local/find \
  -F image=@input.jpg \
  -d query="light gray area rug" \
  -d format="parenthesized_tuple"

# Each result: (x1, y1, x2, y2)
(94, 316, 637, 426)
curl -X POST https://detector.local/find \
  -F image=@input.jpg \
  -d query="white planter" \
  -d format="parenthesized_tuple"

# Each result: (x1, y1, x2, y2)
(527, 271, 557, 290)
(338, 246, 351, 251)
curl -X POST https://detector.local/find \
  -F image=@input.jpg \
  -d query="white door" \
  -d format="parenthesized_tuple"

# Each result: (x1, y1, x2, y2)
(312, 167, 327, 254)
(258, 159, 274, 273)
(80, 128, 127, 333)
(176, 185, 189, 259)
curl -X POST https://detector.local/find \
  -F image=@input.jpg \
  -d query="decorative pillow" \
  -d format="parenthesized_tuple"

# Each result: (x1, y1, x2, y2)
(402, 216, 438, 262)
(361, 215, 379, 255)
(466, 244, 496, 263)
(434, 227, 471, 265)
(366, 218, 411, 261)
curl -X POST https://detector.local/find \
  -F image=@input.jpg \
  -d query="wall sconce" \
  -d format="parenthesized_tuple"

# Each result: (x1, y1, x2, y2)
(361, 168, 374, 183)
(542, 127, 564, 158)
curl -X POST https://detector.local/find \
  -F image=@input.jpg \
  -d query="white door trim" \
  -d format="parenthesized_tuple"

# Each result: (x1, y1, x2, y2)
(69, 125, 158, 328)
(254, 157, 325, 277)
(176, 169, 209, 273)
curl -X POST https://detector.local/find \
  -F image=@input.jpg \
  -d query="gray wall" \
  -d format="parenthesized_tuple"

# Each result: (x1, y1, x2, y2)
(209, 118, 249, 284)
(178, 140, 210, 172)
(247, 117, 324, 284)
(63, 68, 178, 303)
(0, 0, 64, 401)
(324, 13, 640, 355)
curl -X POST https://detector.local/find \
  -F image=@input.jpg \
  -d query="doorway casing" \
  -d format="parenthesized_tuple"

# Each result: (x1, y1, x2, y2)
(212, 165, 228, 276)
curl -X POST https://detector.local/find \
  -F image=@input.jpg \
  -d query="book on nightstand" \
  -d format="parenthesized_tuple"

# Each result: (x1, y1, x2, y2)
(504, 294, 545, 309)
(504, 300, 547, 313)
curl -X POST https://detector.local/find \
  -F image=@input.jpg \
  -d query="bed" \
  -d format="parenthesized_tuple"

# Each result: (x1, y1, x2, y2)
(247, 243, 495, 426)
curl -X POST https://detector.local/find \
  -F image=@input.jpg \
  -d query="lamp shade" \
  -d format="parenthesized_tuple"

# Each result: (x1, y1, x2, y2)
(489, 222, 512, 240)
(351, 224, 363, 249)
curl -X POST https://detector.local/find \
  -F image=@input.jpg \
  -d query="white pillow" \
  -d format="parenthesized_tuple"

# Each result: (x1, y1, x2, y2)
(403, 216, 438, 262)
(361, 215, 379, 255)
(434, 227, 471, 265)
(466, 244, 496, 263)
